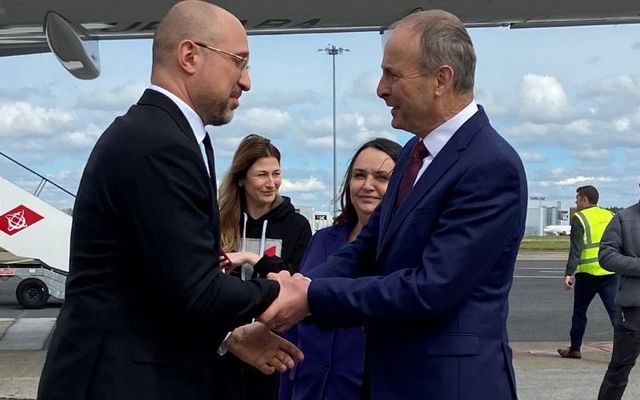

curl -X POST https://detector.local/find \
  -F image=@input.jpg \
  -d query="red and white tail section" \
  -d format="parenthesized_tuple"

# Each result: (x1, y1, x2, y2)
(0, 176, 71, 273)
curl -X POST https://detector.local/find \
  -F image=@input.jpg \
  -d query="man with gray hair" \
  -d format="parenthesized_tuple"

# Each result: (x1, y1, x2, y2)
(259, 9, 526, 400)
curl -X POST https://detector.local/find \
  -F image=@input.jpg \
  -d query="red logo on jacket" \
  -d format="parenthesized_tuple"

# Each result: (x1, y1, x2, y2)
(0, 205, 44, 236)
(263, 246, 277, 257)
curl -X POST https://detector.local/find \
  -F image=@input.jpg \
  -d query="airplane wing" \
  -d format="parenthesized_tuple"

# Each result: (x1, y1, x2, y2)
(2, 0, 640, 46)
(2, 0, 638, 77)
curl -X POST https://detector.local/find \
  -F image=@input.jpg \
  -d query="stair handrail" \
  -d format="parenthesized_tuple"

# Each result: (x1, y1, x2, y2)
(0, 151, 76, 198)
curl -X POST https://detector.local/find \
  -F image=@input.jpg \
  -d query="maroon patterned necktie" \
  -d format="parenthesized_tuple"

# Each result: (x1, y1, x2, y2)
(395, 140, 429, 207)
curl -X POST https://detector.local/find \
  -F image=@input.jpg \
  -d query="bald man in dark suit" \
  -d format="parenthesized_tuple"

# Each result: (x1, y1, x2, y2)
(38, 2, 301, 399)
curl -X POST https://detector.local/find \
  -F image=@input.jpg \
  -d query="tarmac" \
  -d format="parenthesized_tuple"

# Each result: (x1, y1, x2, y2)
(1, 318, 639, 400)
(1, 253, 638, 399)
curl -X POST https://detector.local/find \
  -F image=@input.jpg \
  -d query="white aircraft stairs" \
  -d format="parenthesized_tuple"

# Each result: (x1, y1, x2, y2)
(0, 151, 72, 308)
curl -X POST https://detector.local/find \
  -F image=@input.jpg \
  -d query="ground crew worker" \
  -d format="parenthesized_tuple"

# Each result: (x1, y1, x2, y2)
(558, 185, 618, 359)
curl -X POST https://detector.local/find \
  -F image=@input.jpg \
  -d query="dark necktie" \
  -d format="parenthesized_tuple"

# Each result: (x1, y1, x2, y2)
(202, 134, 217, 199)
(395, 140, 429, 207)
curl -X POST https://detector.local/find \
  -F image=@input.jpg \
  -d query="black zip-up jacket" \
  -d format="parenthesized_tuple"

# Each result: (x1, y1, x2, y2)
(242, 196, 312, 277)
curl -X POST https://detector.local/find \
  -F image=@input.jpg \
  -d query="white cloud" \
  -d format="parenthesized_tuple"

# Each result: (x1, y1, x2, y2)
(556, 176, 614, 186)
(614, 117, 631, 132)
(0, 101, 74, 136)
(593, 76, 639, 95)
(300, 135, 334, 149)
(280, 176, 326, 192)
(56, 125, 102, 149)
(568, 149, 611, 162)
(475, 88, 511, 117)
(5, 27, 640, 212)
(549, 167, 567, 177)
(565, 119, 591, 134)
(75, 83, 146, 112)
(298, 112, 398, 151)
(241, 107, 292, 132)
(503, 115, 640, 150)
(366, 113, 392, 131)
(243, 90, 321, 108)
(519, 74, 570, 121)
(308, 116, 332, 135)
(630, 108, 640, 126)
(519, 152, 548, 163)
(346, 72, 380, 103)
(503, 122, 550, 143)
(576, 75, 640, 118)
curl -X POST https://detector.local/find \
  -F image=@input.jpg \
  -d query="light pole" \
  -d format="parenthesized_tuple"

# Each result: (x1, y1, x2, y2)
(530, 196, 546, 236)
(319, 44, 349, 216)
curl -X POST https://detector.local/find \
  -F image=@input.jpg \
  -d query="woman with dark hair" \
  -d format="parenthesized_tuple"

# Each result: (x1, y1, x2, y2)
(214, 134, 312, 400)
(280, 137, 402, 400)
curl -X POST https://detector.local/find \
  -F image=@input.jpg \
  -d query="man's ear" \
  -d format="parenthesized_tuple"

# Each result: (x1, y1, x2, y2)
(177, 40, 198, 75)
(434, 65, 454, 96)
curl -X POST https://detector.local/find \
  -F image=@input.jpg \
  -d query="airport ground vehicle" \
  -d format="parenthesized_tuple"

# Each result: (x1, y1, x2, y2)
(0, 254, 66, 309)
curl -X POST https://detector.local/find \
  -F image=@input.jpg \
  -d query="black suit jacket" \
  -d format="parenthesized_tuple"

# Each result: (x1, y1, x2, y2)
(38, 89, 279, 400)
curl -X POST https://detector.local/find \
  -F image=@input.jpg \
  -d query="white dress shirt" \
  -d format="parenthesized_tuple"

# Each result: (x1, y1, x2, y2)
(414, 100, 479, 184)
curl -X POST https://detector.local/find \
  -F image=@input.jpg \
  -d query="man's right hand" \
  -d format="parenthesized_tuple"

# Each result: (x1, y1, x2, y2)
(563, 275, 574, 290)
(258, 271, 310, 332)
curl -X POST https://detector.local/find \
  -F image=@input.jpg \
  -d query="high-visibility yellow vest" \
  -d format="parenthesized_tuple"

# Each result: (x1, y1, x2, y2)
(574, 206, 615, 276)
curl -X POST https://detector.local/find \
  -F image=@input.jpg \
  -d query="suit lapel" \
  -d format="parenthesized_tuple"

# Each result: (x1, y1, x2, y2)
(137, 88, 211, 186)
(137, 89, 196, 145)
(137, 89, 219, 233)
(379, 137, 415, 239)
(378, 142, 459, 252)
(377, 106, 490, 255)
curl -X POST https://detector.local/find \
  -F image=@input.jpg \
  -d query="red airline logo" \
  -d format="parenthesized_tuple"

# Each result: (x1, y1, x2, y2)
(0, 205, 44, 236)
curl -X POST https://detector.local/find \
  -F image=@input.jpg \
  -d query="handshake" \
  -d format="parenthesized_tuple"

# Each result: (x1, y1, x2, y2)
(258, 271, 312, 332)
(226, 271, 311, 375)
(219, 255, 312, 331)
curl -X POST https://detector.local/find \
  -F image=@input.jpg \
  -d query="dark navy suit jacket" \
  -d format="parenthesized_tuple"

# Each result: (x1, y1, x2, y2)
(280, 223, 364, 400)
(307, 106, 527, 400)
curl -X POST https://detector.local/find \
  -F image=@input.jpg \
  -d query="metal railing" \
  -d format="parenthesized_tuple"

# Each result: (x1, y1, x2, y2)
(0, 151, 76, 198)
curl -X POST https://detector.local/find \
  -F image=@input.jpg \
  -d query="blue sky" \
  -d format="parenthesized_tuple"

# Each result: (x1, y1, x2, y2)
(1, 24, 640, 213)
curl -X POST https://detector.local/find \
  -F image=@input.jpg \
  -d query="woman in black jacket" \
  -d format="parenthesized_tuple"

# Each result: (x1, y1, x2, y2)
(219, 134, 311, 277)
(213, 133, 312, 400)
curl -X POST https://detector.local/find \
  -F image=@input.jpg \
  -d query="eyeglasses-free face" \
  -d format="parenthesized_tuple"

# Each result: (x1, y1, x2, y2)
(193, 41, 250, 71)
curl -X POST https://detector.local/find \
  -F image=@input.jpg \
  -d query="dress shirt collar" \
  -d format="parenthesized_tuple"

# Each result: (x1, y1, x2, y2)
(423, 100, 478, 158)
(148, 84, 208, 144)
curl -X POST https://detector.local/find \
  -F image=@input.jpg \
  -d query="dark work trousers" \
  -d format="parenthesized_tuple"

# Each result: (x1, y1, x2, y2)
(598, 308, 640, 400)
(570, 273, 619, 351)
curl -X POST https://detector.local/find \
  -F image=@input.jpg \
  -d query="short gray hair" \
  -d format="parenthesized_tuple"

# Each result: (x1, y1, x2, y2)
(394, 10, 476, 94)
